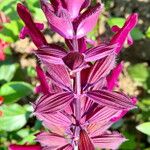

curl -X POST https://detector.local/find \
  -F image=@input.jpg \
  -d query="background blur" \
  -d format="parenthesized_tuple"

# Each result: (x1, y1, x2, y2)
(0, 0, 150, 149)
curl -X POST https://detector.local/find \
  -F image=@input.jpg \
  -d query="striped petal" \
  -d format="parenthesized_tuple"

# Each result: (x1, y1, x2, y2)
(64, 0, 86, 19)
(87, 107, 118, 124)
(46, 64, 72, 91)
(84, 44, 116, 62)
(86, 54, 115, 88)
(86, 90, 135, 110)
(92, 131, 126, 149)
(76, 3, 103, 39)
(34, 92, 74, 114)
(62, 52, 84, 70)
(35, 111, 71, 127)
(35, 44, 66, 65)
(41, 0, 74, 39)
(36, 132, 68, 149)
(78, 129, 94, 150)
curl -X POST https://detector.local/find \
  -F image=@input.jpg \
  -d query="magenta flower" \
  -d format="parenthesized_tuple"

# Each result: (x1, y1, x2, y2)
(110, 13, 138, 54)
(40, 0, 103, 39)
(0, 39, 8, 61)
(17, 0, 138, 149)
(9, 144, 41, 150)
(17, 3, 47, 48)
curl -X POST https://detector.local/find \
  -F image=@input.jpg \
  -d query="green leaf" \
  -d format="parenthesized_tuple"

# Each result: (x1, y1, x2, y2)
(0, 82, 33, 104)
(146, 26, 150, 38)
(0, 104, 27, 131)
(0, 60, 19, 82)
(107, 17, 125, 28)
(128, 63, 149, 83)
(0, 20, 23, 43)
(120, 131, 136, 150)
(0, 0, 20, 20)
(26, 66, 37, 78)
(131, 28, 144, 40)
(17, 128, 38, 145)
(17, 128, 30, 138)
(136, 122, 150, 136)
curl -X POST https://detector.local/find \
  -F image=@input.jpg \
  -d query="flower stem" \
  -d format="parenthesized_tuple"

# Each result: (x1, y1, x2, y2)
(73, 36, 81, 149)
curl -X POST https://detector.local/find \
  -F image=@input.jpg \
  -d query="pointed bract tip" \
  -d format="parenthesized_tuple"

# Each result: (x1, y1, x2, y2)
(17, 3, 28, 15)
(17, 3, 32, 22)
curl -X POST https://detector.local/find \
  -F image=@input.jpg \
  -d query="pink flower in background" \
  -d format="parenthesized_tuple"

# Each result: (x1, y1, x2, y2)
(0, 39, 8, 61)
(0, 11, 9, 61)
(9, 144, 41, 150)
(17, 0, 138, 149)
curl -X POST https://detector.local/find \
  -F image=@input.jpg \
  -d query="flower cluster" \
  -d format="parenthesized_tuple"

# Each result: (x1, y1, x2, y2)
(17, 0, 138, 149)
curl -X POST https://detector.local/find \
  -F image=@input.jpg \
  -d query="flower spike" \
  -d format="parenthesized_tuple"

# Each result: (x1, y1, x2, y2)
(110, 13, 138, 54)
(17, 3, 47, 48)
(17, 0, 138, 149)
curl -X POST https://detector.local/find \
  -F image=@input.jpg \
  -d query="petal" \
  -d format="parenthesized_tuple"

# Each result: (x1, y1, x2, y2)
(17, 3, 47, 47)
(87, 107, 118, 124)
(9, 144, 41, 150)
(36, 132, 68, 149)
(92, 131, 126, 149)
(86, 90, 135, 110)
(57, 144, 73, 150)
(64, 0, 85, 19)
(85, 38, 97, 47)
(84, 44, 116, 62)
(107, 61, 124, 91)
(110, 13, 138, 54)
(49, 82, 62, 93)
(127, 33, 133, 45)
(78, 37, 87, 53)
(35, 66, 50, 94)
(35, 44, 66, 65)
(50, 0, 64, 11)
(81, 0, 91, 10)
(65, 37, 87, 52)
(76, 3, 103, 39)
(43, 123, 66, 136)
(35, 111, 71, 127)
(46, 64, 72, 91)
(62, 52, 84, 70)
(41, 0, 74, 39)
(19, 22, 44, 39)
(86, 54, 115, 88)
(110, 97, 137, 122)
(110, 110, 128, 122)
(111, 25, 120, 32)
(78, 129, 95, 150)
(87, 121, 113, 137)
(34, 92, 74, 114)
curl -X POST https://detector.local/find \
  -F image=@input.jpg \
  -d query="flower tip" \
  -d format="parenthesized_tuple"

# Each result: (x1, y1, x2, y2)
(17, 3, 26, 13)
(128, 13, 139, 24)
(17, 3, 30, 20)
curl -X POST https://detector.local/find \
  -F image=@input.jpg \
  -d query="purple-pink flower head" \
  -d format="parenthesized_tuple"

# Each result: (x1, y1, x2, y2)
(40, 0, 103, 39)
(17, 0, 138, 149)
